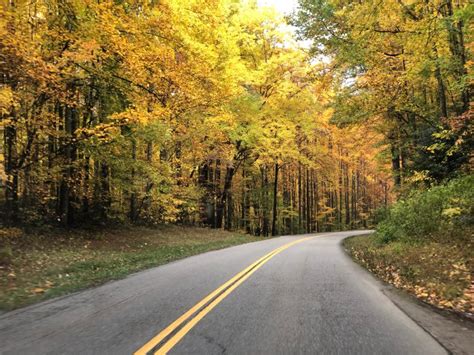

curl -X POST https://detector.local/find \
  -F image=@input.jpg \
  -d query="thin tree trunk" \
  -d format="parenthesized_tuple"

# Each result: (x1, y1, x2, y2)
(4, 114, 18, 223)
(306, 168, 311, 233)
(129, 139, 137, 222)
(262, 166, 269, 237)
(345, 163, 350, 226)
(271, 162, 279, 236)
(433, 46, 448, 118)
(216, 165, 235, 229)
(298, 164, 302, 233)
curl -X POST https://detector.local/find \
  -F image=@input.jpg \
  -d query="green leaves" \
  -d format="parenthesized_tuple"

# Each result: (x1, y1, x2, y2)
(375, 175, 474, 244)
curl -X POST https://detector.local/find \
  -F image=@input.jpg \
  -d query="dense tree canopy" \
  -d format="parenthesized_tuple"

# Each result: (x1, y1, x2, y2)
(1, 0, 430, 234)
(293, 0, 473, 188)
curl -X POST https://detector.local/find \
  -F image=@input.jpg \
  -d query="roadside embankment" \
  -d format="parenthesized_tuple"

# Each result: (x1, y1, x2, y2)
(344, 176, 473, 317)
(0, 225, 259, 310)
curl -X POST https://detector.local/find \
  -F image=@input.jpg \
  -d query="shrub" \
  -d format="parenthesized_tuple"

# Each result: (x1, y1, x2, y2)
(376, 175, 474, 244)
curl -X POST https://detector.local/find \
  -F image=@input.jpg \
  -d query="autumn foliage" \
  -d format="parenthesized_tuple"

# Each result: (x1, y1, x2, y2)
(0, 0, 390, 233)
(294, 0, 472, 187)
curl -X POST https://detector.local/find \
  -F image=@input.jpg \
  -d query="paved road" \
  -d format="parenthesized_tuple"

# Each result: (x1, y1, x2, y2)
(0, 231, 446, 354)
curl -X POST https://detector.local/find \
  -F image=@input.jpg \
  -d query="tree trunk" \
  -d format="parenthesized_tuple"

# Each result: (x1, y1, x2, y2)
(306, 168, 311, 233)
(261, 166, 269, 237)
(58, 103, 77, 227)
(391, 144, 401, 187)
(433, 46, 448, 118)
(345, 163, 350, 226)
(216, 165, 234, 229)
(129, 139, 137, 222)
(199, 161, 214, 226)
(271, 162, 279, 236)
(4, 116, 18, 223)
(298, 164, 302, 233)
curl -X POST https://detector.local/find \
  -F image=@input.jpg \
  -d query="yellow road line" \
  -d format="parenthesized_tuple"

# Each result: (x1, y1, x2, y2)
(135, 236, 313, 355)
(135, 245, 285, 355)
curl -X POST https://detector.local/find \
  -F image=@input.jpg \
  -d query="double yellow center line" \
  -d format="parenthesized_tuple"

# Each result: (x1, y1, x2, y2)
(135, 236, 313, 355)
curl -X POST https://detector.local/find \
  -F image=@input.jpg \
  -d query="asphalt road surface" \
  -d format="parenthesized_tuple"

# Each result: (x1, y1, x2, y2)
(0, 231, 446, 354)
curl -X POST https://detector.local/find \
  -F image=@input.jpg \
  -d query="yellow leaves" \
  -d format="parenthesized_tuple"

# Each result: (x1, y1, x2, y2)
(405, 170, 433, 184)
(45, 280, 54, 287)
(414, 285, 430, 299)
(64, 39, 101, 64)
(352, 237, 474, 314)
(0, 87, 17, 115)
(76, 123, 119, 142)
(442, 207, 462, 218)
(0, 0, 393, 234)
(0, 228, 23, 239)
(110, 105, 170, 126)
(31, 280, 54, 294)
(439, 300, 454, 308)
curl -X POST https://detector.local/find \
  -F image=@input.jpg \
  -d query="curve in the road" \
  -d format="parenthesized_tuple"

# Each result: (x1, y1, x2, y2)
(0, 231, 448, 355)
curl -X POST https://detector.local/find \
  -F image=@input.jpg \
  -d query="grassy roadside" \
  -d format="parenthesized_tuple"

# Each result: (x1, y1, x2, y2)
(344, 234, 473, 315)
(0, 225, 260, 311)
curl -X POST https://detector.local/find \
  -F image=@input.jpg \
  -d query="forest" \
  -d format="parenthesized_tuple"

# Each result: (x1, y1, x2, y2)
(0, 0, 471, 236)
(0, 0, 473, 319)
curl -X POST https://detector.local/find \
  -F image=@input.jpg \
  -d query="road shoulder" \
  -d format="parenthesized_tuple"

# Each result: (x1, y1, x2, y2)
(342, 238, 474, 355)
